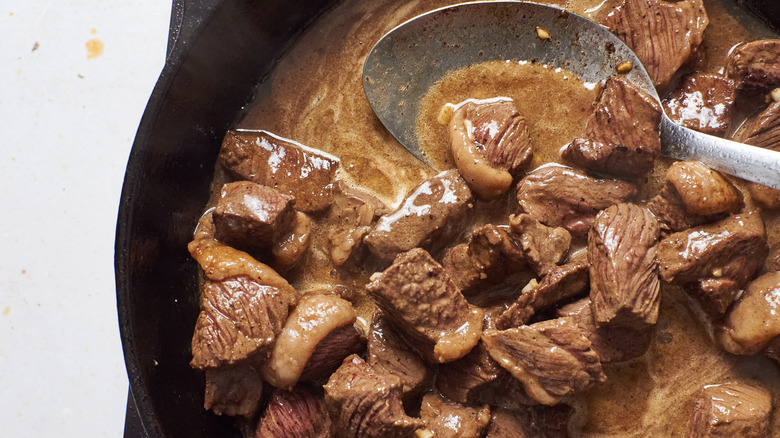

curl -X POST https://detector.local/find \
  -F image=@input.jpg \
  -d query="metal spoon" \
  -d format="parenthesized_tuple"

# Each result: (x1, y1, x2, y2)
(362, 1, 780, 189)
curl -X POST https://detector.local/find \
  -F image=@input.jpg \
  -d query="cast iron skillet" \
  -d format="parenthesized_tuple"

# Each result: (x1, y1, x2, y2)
(115, 0, 336, 436)
(116, 1, 780, 437)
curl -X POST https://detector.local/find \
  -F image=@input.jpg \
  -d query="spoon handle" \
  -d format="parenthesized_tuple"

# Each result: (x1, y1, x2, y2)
(660, 116, 780, 190)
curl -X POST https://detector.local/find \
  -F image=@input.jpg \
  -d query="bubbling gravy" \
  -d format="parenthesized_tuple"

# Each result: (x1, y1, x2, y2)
(219, 0, 780, 435)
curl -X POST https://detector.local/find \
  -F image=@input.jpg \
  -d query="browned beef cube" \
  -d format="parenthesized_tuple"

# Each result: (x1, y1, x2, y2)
(212, 181, 296, 250)
(557, 298, 652, 363)
(219, 130, 340, 212)
(664, 73, 736, 136)
(589, 203, 661, 329)
(442, 224, 527, 294)
(496, 261, 589, 329)
(516, 166, 637, 238)
(482, 318, 606, 406)
(435, 341, 505, 405)
(509, 214, 571, 277)
(324, 355, 424, 437)
(486, 405, 573, 438)
(204, 365, 264, 417)
(190, 275, 296, 369)
(561, 138, 655, 179)
(726, 39, 780, 92)
(689, 383, 772, 437)
(366, 248, 483, 363)
(255, 386, 331, 438)
(364, 170, 473, 262)
(666, 161, 743, 216)
(658, 211, 768, 315)
(604, 0, 708, 88)
(327, 181, 387, 266)
(717, 272, 780, 355)
(300, 324, 365, 382)
(748, 182, 780, 210)
(420, 394, 490, 438)
(734, 101, 780, 151)
(586, 76, 663, 167)
(367, 313, 431, 408)
(449, 99, 533, 198)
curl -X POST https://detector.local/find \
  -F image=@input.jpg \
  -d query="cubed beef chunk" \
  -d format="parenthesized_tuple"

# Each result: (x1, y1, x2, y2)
(436, 341, 506, 405)
(442, 224, 526, 294)
(766, 244, 780, 272)
(509, 214, 571, 277)
(664, 73, 736, 136)
(646, 182, 724, 234)
(496, 261, 589, 329)
(486, 405, 573, 438)
(212, 181, 296, 250)
(364, 170, 473, 262)
(262, 293, 357, 390)
(666, 161, 743, 216)
(324, 355, 424, 437)
(734, 101, 780, 151)
(327, 181, 387, 266)
(604, 0, 708, 88)
(718, 272, 780, 355)
(366, 248, 483, 363)
(561, 139, 655, 179)
(219, 130, 340, 212)
(449, 99, 533, 198)
(255, 386, 331, 438)
(689, 382, 773, 437)
(300, 324, 365, 382)
(204, 365, 264, 417)
(482, 318, 606, 406)
(367, 313, 431, 407)
(557, 298, 652, 363)
(420, 394, 491, 438)
(748, 182, 780, 211)
(516, 166, 637, 238)
(584, 76, 663, 175)
(726, 39, 780, 92)
(589, 203, 661, 328)
(272, 211, 312, 270)
(658, 211, 768, 315)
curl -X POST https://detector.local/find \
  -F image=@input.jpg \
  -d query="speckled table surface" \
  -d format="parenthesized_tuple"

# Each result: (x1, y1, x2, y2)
(0, 1, 171, 436)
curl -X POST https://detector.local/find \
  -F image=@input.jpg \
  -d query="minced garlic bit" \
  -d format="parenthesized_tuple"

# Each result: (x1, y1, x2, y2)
(438, 102, 456, 125)
(536, 26, 550, 40)
(479, 272, 488, 280)
(522, 278, 540, 293)
(616, 60, 633, 74)
(416, 430, 434, 438)
(712, 268, 723, 278)
(369, 272, 382, 282)
(771, 87, 780, 102)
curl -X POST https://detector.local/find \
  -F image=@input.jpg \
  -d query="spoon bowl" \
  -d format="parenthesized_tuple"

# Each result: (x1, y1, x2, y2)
(362, 1, 780, 189)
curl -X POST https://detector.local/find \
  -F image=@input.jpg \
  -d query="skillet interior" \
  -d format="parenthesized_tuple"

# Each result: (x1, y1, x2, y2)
(115, 0, 336, 436)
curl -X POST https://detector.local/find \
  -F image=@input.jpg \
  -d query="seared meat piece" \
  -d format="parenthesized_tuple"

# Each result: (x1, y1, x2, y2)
(486, 405, 573, 438)
(272, 211, 312, 270)
(212, 181, 296, 250)
(516, 166, 637, 238)
(327, 181, 387, 266)
(509, 214, 571, 277)
(589, 203, 661, 328)
(557, 298, 652, 363)
(689, 382, 773, 437)
(204, 365, 264, 417)
(420, 394, 491, 438)
(300, 324, 365, 382)
(449, 99, 533, 198)
(664, 73, 736, 136)
(658, 211, 768, 315)
(766, 244, 780, 272)
(367, 313, 432, 407)
(726, 39, 780, 92)
(435, 341, 505, 405)
(366, 248, 483, 363)
(324, 355, 424, 437)
(219, 130, 340, 212)
(482, 318, 606, 406)
(666, 161, 743, 216)
(561, 138, 655, 179)
(718, 272, 780, 355)
(364, 170, 473, 262)
(496, 261, 589, 330)
(734, 101, 780, 151)
(748, 182, 780, 211)
(255, 386, 331, 438)
(442, 224, 526, 294)
(646, 182, 723, 233)
(604, 0, 708, 88)
(262, 293, 357, 390)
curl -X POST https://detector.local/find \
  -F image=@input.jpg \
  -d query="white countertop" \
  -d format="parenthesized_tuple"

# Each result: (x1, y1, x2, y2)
(0, 1, 171, 436)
